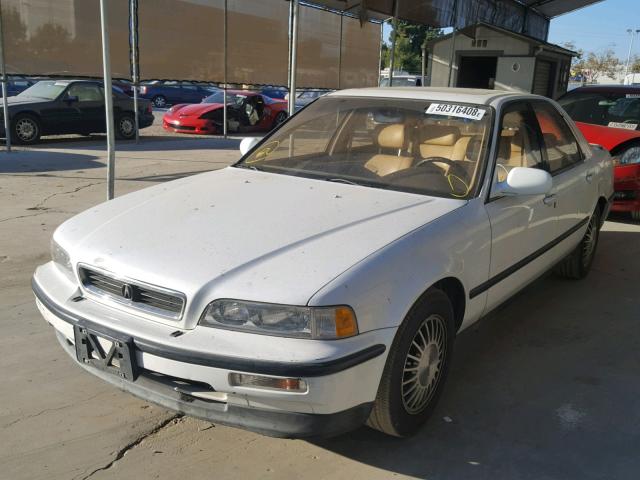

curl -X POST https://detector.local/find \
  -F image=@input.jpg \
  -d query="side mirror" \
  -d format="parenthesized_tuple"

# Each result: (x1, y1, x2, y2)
(239, 137, 261, 156)
(495, 167, 552, 196)
(65, 95, 79, 104)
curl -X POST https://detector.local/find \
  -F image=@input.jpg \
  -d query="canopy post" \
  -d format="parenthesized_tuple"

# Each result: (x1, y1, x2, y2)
(421, 43, 426, 87)
(288, 0, 299, 117)
(0, 3, 11, 153)
(338, 12, 343, 90)
(99, 0, 116, 200)
(130, 0, 140, 144)
(447, 0, 458, 87)
(388, 0, 399, 87)
(223, 0, 228, 137)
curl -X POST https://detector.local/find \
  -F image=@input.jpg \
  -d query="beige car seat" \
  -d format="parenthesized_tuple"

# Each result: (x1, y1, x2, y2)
(365, 124, 414, 176)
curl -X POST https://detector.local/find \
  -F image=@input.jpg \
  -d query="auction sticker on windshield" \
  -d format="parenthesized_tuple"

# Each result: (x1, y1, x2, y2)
(426, 103, 486, 120)
(608, 121, 638, 130)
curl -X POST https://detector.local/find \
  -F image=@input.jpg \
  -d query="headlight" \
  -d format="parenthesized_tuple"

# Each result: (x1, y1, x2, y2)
(199, 299, 358, 339)
(50, 239, 72, 276)
(617, 146, 640, 165)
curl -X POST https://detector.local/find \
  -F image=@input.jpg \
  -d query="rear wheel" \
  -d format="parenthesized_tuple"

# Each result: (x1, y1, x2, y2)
(272, 111, 287, 129)
(115, 113, 136, 140)
(152, 95, 167, 108)
(12, 113, 41, 144)
(368, 289, 455, 437)
(554, 207, 600, 279)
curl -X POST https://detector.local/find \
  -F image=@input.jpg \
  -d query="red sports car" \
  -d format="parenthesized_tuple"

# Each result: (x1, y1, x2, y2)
(558, 85, 640, 220)
(163, 90, 288, 135)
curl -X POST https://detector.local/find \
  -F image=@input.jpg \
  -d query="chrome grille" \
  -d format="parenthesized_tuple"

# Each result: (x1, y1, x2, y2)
(78, 266, 185, 320)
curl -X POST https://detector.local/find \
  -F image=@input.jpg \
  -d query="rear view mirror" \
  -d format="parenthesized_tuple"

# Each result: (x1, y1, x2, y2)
(239, 137, 261, 156)
(495, 167, 552, 196)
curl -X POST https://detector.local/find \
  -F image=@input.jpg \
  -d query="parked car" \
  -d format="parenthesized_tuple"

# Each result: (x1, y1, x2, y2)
(139, 81, 217, 108)
(33, 88, 612, 438)
(558, 85, 640, 220)
(260, 86, 288, 99)
(162, 90, 287, 135)
(380, 75, 423, 87)
(0, 76, 34, 97)
(112, 79, 134, 97)
(285, 89, 330, 111)
(0, 80, 154, 144)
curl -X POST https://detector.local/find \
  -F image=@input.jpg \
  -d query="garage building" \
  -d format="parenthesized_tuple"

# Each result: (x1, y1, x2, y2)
(426, 22, 576, 98)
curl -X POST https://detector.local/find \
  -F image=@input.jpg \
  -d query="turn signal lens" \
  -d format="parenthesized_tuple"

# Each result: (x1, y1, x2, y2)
(228, 373, 308, 392)
(335, 306, 358, 337)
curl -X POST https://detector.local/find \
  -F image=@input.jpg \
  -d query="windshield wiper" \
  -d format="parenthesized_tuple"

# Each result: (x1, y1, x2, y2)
(236, 164, 263, 171)
(326, 177, 363, 186)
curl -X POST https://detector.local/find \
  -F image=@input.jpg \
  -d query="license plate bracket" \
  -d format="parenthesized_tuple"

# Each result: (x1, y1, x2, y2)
(74, 325, 137, 381)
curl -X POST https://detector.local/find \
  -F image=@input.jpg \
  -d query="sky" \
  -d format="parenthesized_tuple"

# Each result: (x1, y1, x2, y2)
(548, 0, 640, 59)
(382, 0, 640, 60)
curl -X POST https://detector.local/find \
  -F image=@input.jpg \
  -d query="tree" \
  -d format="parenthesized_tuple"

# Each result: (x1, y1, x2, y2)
(578, 49, 621, 83)
(631, 55, 640, 74)
(383, 21, 443, 73)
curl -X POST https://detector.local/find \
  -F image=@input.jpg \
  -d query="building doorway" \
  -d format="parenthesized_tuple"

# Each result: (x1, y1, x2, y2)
(457, 56, 497, 89)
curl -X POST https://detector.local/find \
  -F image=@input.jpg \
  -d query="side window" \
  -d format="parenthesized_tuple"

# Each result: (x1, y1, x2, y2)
(67, 84, 102, 102)
(532, 102, 582, 174)
(492, 102, 544, 189)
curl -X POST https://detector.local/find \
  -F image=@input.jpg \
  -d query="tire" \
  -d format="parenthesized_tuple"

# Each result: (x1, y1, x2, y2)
(367, 289, 456, 437)
(272, 111, 287, 129)
(631, 211, 640, 222)
(152, 95, 167, 108)
(12, 113, 41, 144)
(554, 207, 601, 279)
(115, 113, 136, 140)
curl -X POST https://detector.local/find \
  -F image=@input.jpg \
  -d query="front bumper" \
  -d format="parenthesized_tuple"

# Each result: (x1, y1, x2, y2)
(32, 267, 390, 438)
(612, 164, 640, 213)
(162, 118, 217, 135)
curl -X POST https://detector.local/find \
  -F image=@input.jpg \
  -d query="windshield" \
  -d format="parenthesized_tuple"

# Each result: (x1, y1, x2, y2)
(558, 91, 640, 130)
(237, 97, 492, 199)
(202, 92, 241, 104)
(18, 81, 67, 100)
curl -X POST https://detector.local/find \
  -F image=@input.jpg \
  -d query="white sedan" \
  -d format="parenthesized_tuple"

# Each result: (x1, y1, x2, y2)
(33, 87, 613, 438)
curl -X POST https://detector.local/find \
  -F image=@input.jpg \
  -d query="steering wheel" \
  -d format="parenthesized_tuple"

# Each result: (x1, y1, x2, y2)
(415, 157, 471, 197)
(416, 157, 470, 180)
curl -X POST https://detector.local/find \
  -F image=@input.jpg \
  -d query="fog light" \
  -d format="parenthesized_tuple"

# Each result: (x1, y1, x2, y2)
(228, 373, 308, 392)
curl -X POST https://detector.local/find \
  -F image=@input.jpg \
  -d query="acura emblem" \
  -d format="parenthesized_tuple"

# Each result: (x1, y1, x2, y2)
(121, 283, 134, 300)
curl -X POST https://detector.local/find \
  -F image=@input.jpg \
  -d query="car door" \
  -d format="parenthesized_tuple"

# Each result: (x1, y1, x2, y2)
(64, 83, 105, 133)
(531, 100, 593, 240)
(482, 101, 559, 312)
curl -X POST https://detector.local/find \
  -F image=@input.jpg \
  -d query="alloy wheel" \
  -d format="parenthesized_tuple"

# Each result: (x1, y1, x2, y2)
(401, 313, 447, 414)
(581, 214, 598, 268)
(15, 118, 37, 142)
(119, 117, 135, 137)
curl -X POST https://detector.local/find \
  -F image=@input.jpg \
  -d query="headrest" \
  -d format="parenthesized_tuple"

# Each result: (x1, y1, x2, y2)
(377, 124, 405, 149)
(422, 125, 460, 146)
(465, 136, 483, 161)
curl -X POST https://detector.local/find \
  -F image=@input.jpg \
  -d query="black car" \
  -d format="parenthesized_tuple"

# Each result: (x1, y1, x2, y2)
(0, 80, 154, 144)
(0, 76, 34, 98)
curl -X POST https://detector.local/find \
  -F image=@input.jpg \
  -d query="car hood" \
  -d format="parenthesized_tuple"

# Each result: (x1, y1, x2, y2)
(575, 121, 640, 151)
(173, 103, 222, 117)
(7, 96, 50, 107)
(56, 167, 465, 328)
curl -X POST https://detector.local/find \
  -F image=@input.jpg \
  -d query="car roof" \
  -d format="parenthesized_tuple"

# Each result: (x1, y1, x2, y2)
(328, 87, 536, 106)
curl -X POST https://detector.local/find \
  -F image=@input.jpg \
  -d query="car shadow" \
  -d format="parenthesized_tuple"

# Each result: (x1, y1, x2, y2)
(2, 134, 247, 152)
(311, 229, 640, 480)
(0, 150, 103, 173)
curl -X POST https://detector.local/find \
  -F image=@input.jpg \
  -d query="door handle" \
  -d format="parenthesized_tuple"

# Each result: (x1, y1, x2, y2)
(585, 171, 594, 183)
(543, 194, 557, 206)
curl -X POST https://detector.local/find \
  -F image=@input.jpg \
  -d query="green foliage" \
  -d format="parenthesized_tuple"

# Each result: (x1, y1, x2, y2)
(382, 21, 443, 73)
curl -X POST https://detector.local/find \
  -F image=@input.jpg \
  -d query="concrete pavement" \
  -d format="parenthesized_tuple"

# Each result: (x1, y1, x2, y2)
(1, 137, 639, 480)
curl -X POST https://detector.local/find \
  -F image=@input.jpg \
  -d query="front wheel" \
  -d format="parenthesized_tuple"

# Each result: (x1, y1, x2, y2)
(12, 114, 41, 144)
(367, 289, 455, 437)
(554, 208, 600, 279)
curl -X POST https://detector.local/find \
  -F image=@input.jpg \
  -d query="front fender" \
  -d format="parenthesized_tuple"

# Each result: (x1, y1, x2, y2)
(308, 200, 491, 334)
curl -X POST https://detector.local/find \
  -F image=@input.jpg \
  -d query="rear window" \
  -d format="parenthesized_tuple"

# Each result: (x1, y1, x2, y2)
(558, 90, 640, 130)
